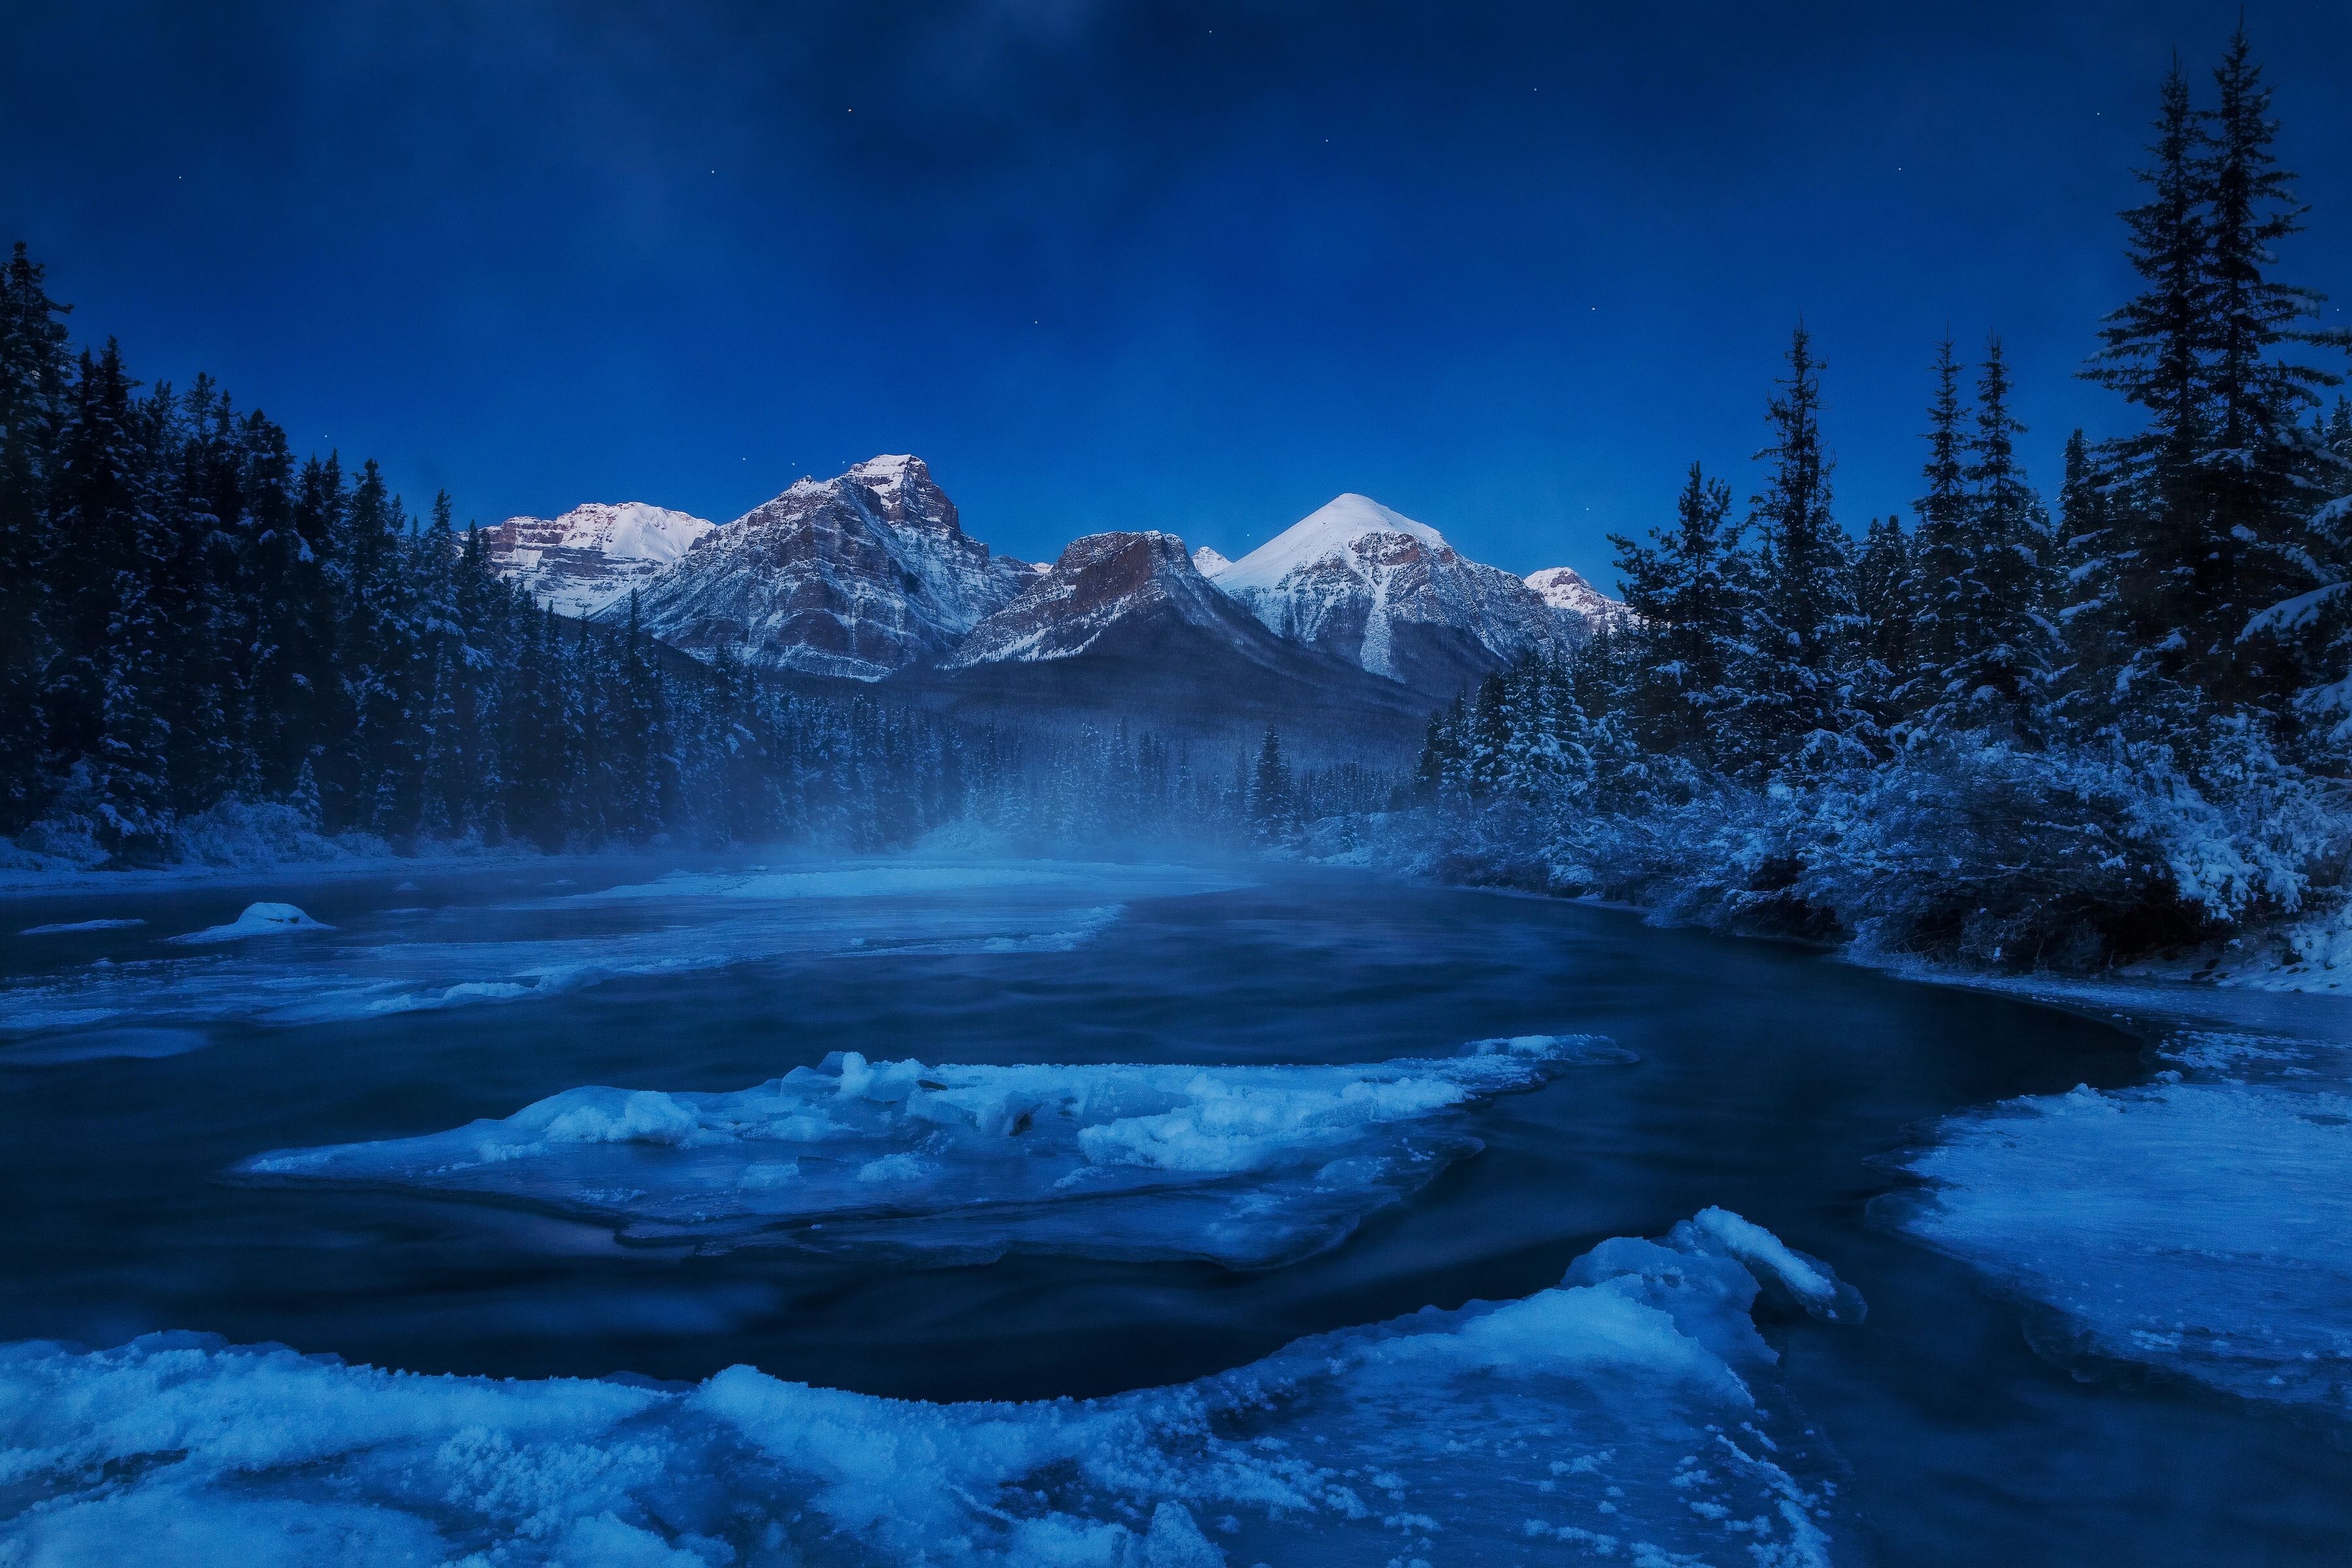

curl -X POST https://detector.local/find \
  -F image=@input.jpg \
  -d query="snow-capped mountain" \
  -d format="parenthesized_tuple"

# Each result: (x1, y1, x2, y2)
(912, 530, 1426, 756)
(482, 503, 715, 619)
(1526, 566, 1634, 634)
(627, 455, 1034, 680)
(1202, 494, 1569, 700)
(944, 531, 1257, 668)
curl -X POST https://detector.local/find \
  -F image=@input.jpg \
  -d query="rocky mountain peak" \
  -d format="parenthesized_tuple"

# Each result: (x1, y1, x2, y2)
(482, 502, 715, 618)
(627, 455, 1031, 679)
(1204, 493, 1566, 697)
(945, 531, 1227, 667)
(1526, 566, 1634, 632)
(841, 453, 961, 534)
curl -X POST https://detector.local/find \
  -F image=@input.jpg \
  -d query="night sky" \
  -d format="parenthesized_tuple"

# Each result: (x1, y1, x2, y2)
(6, 1, 2349, 580)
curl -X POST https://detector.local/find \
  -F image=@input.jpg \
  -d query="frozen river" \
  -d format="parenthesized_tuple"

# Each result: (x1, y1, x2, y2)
(1, 857, 2344, 1564)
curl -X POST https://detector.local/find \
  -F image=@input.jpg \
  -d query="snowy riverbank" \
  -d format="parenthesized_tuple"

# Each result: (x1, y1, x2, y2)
(1867, 968, 2352, 1420)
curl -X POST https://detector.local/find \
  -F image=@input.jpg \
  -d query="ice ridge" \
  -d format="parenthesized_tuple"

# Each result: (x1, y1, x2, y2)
(233, 1036, 1641, 1269)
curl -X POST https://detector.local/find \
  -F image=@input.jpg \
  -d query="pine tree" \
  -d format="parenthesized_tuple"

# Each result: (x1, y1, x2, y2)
(335, 459, 424, 831)
(1494, 656, 1593, 806)
(2087, 58, 2208, 501)
(1908, 336, 1970, 715)
(1609, 461, 1745, 760)
(1851, 514, 1917, 719)
(2201, 26, 2342, 711)
(155, 375, 241, 811)
(2052, 429, 2125, 724)
(2085, 32, 2340, 713)
(1918, 337, 2059, 739)
(1250, 724, 1293, 841)
(0, 247, 72, 830)
(1734, 324, 1857, 771)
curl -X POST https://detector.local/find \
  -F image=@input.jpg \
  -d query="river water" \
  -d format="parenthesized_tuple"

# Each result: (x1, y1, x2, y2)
(1, 857, 2344, 1565)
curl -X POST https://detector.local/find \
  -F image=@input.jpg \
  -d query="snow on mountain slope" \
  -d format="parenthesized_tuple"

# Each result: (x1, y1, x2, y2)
(1205, 493, 1568, 698)
(915, 530, 1429, 757)
(481, 502, 715, 618)
(1526, 564, 1635, 634)
(943, 531, 1252, 668)
(625, 455, 1033, 680)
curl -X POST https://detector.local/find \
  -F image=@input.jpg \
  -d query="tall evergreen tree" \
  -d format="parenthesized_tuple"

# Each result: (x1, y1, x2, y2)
(1609, 461, 1744, 761)
(2083, 31, 2340, 712)
(2201, 26, 2342, 710)
(1918, 337, 2058, 738)
(0, 244, 71, 830)
(1908, 336, 1970, 715)
(1250, 723, 1293, 840)
(1851, 514, 1918, 717)
(1735, 324, 1857, 770)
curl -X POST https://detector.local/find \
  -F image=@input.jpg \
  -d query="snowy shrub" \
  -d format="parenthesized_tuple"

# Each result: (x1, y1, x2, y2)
(1789, 737, 2201, 964)
(167, 798, 393, 871)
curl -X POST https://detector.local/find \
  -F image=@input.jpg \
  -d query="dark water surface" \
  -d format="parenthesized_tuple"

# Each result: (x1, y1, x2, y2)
(2, 860, 2344, 1564)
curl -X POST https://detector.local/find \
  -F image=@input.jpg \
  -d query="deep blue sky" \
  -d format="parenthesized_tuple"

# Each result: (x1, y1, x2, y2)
(6, 2, 2350, 581)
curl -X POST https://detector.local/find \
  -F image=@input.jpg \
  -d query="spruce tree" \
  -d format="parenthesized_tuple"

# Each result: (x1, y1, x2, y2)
(1250, 723, 1293, 841)
(2201, 26, 2342, 710)
(2085, 31, 2340, 713)
(1851, 514, 1917, 722)
(1922, 337, 2058, 739)
(0, 245, 70, 830)
(46, 344, 148, 772)
(1735, 324, 1856, 771)
(1609, 461, 1744, 760)
(1908, 336, 1970, 718)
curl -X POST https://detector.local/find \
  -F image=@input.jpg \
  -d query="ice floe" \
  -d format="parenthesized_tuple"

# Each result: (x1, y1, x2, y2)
(0, 1211, 1854, 1567)
(16, 918, 146, 936)
(235, 1036, 1640, 1269)
(1885, 1009, 2352, 1416)
(166, 902, 334, 944)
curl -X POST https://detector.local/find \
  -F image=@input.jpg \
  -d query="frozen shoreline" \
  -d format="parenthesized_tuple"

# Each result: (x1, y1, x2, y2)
(0, 1209, 1857, 1568)
(1867, 964, 2352, 1419)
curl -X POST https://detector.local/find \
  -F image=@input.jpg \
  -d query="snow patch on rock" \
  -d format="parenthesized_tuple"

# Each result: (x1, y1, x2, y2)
(1206, 495, 1569, 693)
(482, 502, 716, 618)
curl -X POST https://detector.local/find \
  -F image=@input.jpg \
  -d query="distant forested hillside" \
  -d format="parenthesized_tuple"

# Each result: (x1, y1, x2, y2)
(0, 263, 1371, 866)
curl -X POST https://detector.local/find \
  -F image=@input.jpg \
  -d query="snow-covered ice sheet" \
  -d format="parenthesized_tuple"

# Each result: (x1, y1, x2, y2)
(0, 860, 1239, 1039)
(16, 918, 146, 936)
(0, 1210, 1854, 1567)
(235, 1036, 1639, 1269)
(166, 901, 334, 944)
(1883, 987, 2352, 1416)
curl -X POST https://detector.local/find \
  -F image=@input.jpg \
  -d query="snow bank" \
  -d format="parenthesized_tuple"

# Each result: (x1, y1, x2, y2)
(235, 1037, 1636, 1269)
(0, 1213, 1854, 1567)
(1887, 1023, 2352, 1414)
(165, 902, 334, 945)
